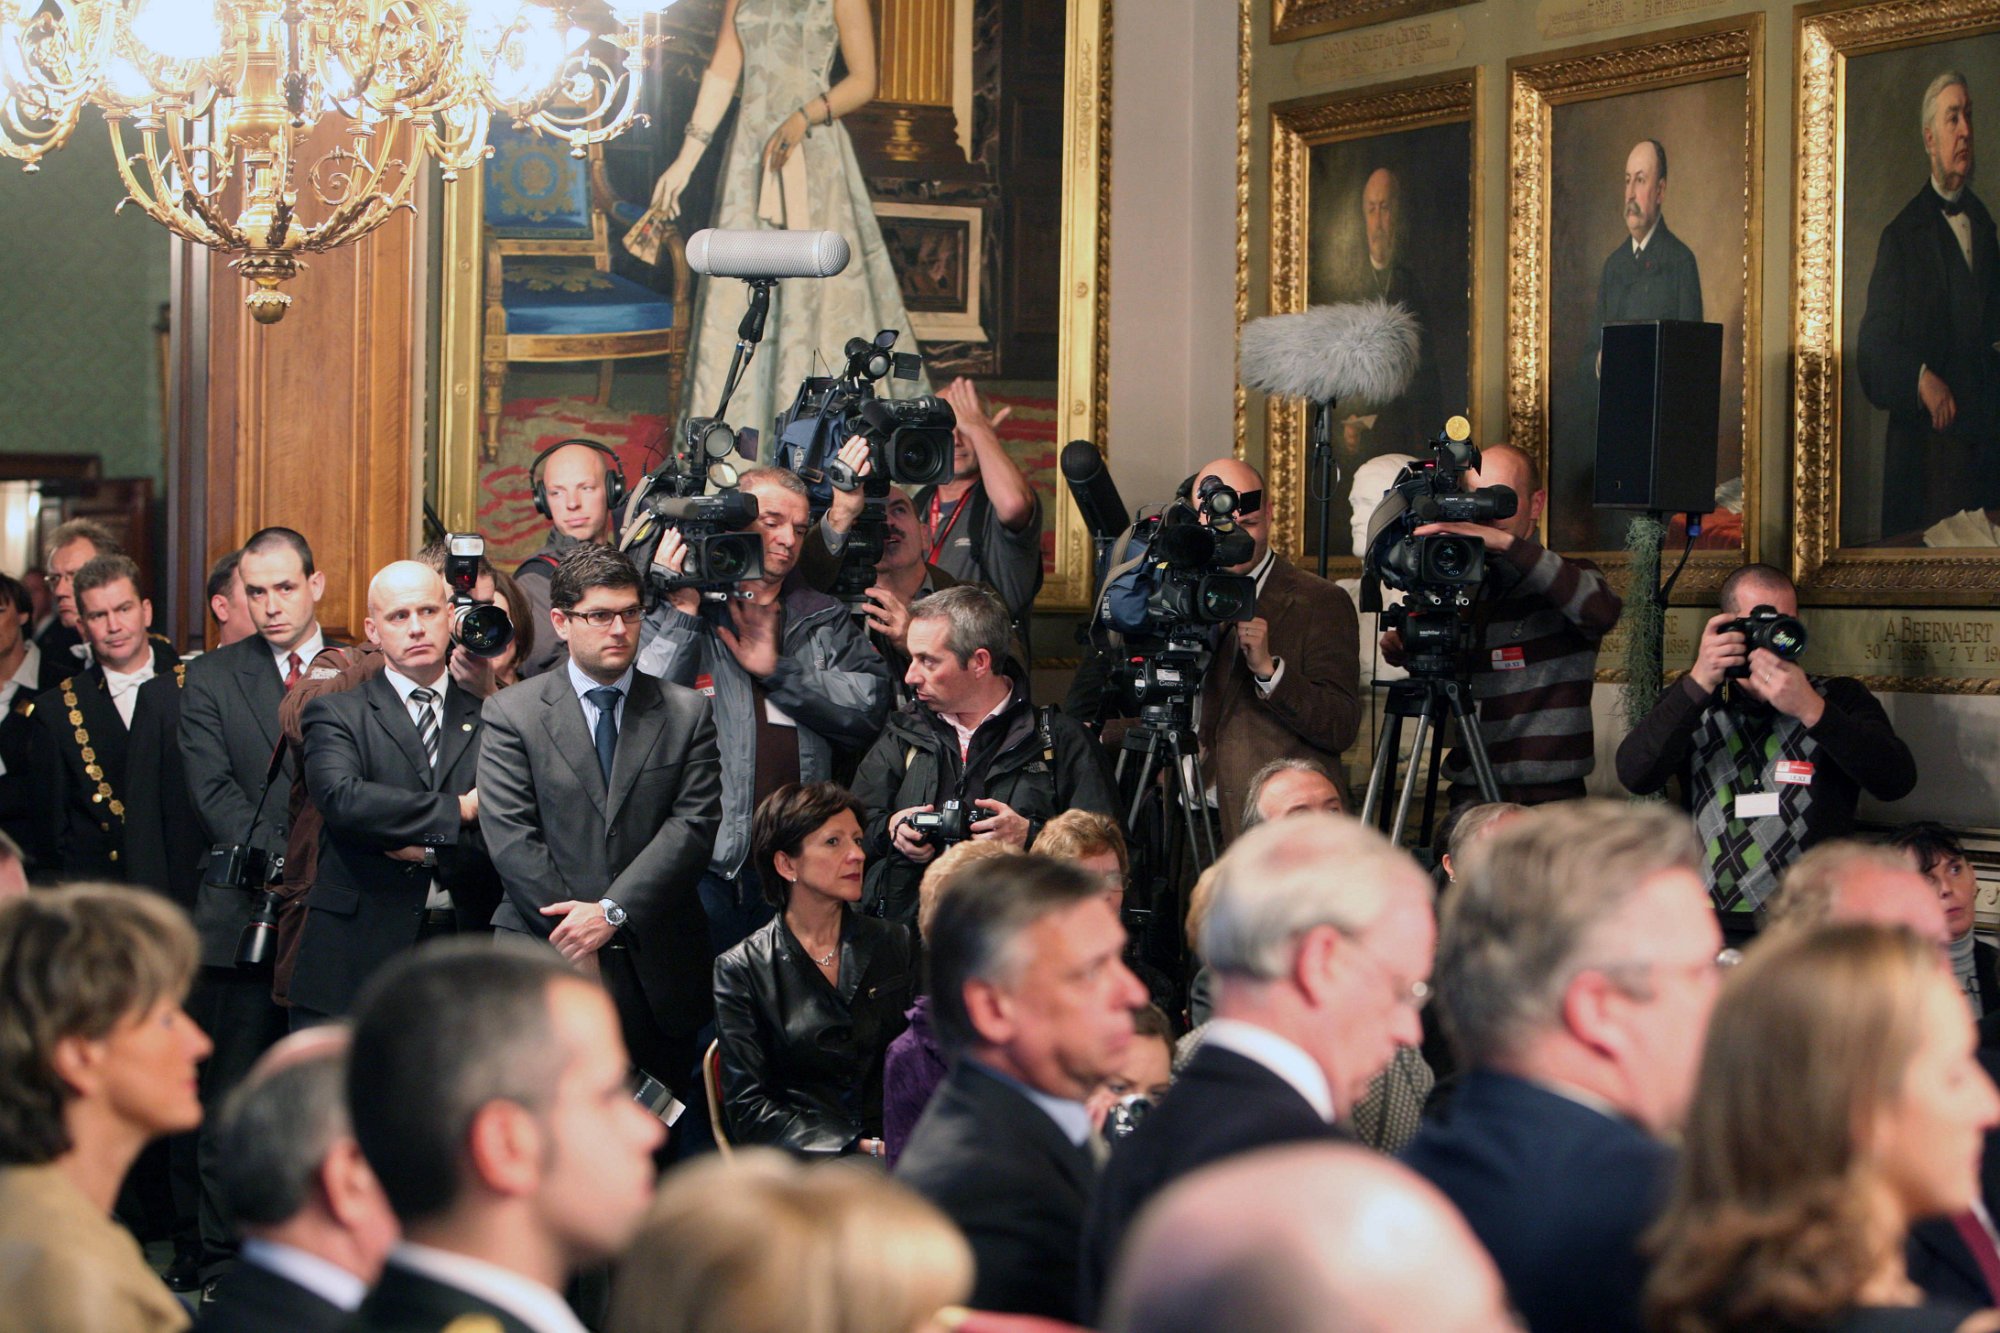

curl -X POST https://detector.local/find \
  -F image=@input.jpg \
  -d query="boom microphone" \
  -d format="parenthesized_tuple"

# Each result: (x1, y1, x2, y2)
(1059, 439, 1129, 543)
(1238, 299, 1420, 406)
(686, 228, 851, 279)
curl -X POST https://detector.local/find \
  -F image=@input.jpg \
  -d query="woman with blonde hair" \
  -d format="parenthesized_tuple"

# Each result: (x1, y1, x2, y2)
(607, 1150, 973, 1333)
(1647, 923, 2000, 1333)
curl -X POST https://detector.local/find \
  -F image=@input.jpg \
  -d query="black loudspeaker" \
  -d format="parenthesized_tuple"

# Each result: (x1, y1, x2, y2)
(1594, 320, 1723, 513)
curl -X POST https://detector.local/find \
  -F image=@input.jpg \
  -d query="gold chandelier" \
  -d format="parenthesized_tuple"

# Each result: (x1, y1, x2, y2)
(1, 0, 665, 321)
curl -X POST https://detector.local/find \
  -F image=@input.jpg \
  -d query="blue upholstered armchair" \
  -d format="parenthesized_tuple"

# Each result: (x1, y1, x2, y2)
(480, 122, 690, 458)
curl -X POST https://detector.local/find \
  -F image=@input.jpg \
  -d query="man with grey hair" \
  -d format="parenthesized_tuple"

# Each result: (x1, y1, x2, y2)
(1079, 813, 1435, 1320)
(1763, 838, 1948, 944)
(852, 584, 1116, 924)
(196, 1027, 397, 1332)
(896, 855, 1148, 1320)
(1859, 69, 2000, 537)
(1103, 1144, 1517, 1333)
(1402, 800, 1723, 1333)
(1236, 757, 1343, 836)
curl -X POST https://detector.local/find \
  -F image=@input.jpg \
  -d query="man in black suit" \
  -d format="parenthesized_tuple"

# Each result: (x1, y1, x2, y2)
(0, 569, 85, 880)
(1858, 71, 2000, 538)
(1079, 813, 1437, 1320)
(289, 562, 500, 1023)
(347, 940, 664, 1333)
(1595, 139, 1703, 350)
(197, 1026, 398, 1333)
(1402, 800, 1722, 1333)
(895, 855, 1150, 1321)
(180, 526, 334, 1286)
(479, 543, 721, 1100)
(35, 516, 118, 670)
(23, 554, 179, 881)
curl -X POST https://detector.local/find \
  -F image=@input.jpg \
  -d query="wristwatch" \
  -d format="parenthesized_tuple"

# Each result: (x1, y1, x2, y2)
(599, 898, 628, 929)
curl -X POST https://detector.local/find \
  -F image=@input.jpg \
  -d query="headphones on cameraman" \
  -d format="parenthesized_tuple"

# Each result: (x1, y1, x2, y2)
(529, 438, 628, 520)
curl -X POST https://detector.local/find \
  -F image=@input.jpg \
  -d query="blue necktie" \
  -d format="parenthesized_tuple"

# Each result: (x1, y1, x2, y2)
(586, 686, 622, 783)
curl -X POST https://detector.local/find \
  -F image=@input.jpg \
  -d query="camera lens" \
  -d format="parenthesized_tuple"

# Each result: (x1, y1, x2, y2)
(1199, 581, 1249, 621)
(1429, 536, 1473, 582)
(452, 603, 515, 659)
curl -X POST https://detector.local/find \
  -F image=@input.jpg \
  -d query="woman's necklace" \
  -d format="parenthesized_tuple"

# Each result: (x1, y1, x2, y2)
(812, 943, 836, 967)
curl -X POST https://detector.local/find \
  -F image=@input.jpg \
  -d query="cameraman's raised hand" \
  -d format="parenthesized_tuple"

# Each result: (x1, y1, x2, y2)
(1738, 648, 1824, 725)
(719, 596, 782, 677)
(658, 529, 701, 615)
(891, 805, 938, 862)
(1689, 614, 1747, 694)
(971, 797, 1030, 849)
(1378, 627, 1407, 668)
(1236, 616, 1276, 679)
(862, 584, 914, 652)
(1412, 519, 1516, 554)
(826, 438, 873, 535)
(448, 646, 497, 698)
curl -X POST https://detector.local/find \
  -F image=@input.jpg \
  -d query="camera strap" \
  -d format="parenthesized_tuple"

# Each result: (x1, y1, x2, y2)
(925, 489, 968, 565)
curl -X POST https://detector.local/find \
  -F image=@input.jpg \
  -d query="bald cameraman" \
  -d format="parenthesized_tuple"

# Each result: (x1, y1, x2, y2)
(1378, 443, 1621, 807)
(1616, 563, 1915, 942)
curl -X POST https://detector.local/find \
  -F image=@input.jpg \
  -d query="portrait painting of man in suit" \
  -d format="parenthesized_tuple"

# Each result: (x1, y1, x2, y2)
(1843, 49, 2000, 549)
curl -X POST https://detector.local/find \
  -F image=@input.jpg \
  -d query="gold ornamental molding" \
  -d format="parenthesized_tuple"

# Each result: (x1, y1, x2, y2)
(1235, 0, 1255, 459)
(1271, 0, 1479, 44)
(1263, 69, 1480, 565)
(1791, 0, 2000, 612)
(1503, 13, 1763, 598)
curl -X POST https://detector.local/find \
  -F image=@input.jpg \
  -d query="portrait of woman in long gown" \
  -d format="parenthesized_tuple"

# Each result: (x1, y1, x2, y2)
(651, 0, 929, 443)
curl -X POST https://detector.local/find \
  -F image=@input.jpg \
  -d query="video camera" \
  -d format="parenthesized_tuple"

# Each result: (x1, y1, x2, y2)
(1362, 417, 1515, 676)
(616, 419, 765, 603)
(775, 329, 956, 605)
(443, 534, 515, 659)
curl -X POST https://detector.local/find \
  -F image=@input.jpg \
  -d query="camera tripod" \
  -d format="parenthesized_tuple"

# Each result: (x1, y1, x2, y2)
(1111, 679, 1222, 995)
(1359, 665, 1503, 849)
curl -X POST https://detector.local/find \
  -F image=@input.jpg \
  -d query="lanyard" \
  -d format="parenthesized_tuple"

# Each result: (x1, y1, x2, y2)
(927, 489, 968, 566)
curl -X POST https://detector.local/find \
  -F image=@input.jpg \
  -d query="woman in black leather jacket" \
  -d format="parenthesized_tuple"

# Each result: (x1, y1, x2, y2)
(713, 782, 917, 1157)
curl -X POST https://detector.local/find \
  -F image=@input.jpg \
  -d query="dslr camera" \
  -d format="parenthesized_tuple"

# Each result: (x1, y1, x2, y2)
(443, 534, 514, 659)
(204, 843, 283, 970)
(901, 799, 971, 849)
(1723, 604, 1807, 679)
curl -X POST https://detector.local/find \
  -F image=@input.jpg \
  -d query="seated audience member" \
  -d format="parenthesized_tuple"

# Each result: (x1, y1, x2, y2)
(1036, 808, 1175, 1014)
(1764, 840, 1950, 945)
(881, 839, 1011, 1166)
(1434, 799, 1528, 887)
(1182, 863, 1225, 1029)
(345, 939, 665, 1333)
(1101, 1143, 1516, 1333)
(1892, 822, 1996, 1015)
(198, 1027, 397, 1333)
(895, 855, 1148, 1320)
(1403, 799, 1723, 1333)
(1091, 1003, 1176, 1142)
(1648, 924, 2000, 1333)
(1235, 757, 1344, 834)
(1616, 563, 1917, 943)
(714, 783, 916, 1157)
(606, 1149, 974, 1333)
(852, 585, 1117, 925)
(0, 885, 210, 1333)
(1081, 814, 1436, 1319)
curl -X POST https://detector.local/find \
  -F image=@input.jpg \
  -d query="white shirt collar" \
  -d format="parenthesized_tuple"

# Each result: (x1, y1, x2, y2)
(943, 689, 1012, 758)
(0, 643, 39, 709)
(566, 654, 634, 704)
(1249, 547, 1278, 594)
(273, 628, 325, 676)
(1631, 219, 1660, 254)
(1526, 1075, 1630, 1124)
(1201, 1019, 1336, 1122)
(101, 658, 155, 694)
(388, 1243, 589, 1333)
(1934, 177, 1966, 206)
(238, 1237, 368, 1313)
(385, 665, 449, 706)
(971, 1060, 1095, 1149)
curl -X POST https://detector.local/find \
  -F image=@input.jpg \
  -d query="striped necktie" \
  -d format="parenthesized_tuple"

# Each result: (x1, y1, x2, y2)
(409, 687, 440, 770)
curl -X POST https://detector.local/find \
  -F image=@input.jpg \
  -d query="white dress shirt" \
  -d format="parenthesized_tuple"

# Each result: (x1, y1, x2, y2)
(272, 628, 326, 683)
(237, 1237, 368, 1312)
(100, 660, 155, 727)
(385, 666, 454, 910)
(566, 655, 633, 733)
(388, 1243, 590, 1333)
(0, 642, 40, 712)
(1201, 1019, 1336, 1123)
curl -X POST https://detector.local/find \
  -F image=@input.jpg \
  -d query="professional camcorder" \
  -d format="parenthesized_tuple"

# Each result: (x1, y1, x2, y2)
(1362, 418, 1515, 677)
(616, 436, 765, 601)
(1143, 477, 1259, 628)
(1723, 604, 1807, 679)
(443, 533, 514, 658)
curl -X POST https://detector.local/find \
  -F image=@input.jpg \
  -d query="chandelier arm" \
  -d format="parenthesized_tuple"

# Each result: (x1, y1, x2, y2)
(107, 119, 229, 247)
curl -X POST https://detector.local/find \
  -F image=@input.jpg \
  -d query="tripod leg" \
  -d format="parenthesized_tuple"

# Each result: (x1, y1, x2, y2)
(1166, 732, 1217, 871)
(1125, 732, 1166, 833)
(1360, 705, 1406, 828)
(1418, 715, 1448, 851)
(1390, 706, 1434, 847)
(1447, 687, 1505, 804)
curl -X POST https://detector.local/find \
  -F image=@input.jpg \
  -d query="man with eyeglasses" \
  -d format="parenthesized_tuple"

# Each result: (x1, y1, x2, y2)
(1402, 800, 1724, 1333)
(478, 544, 723, 1114)
(1078, 813, 1436, 1322)
(1187, 457, 1362, 844)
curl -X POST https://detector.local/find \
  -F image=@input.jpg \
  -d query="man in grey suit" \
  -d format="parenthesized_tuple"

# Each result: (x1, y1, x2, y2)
(479, 543, 723, 1101)
(180, 525, 334, 1287)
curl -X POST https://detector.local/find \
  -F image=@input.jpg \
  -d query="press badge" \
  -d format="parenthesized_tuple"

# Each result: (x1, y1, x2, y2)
(1491, 646, 1526, 671)
(694, 673, 716, 698)
(1774, 761, 1815, 786)
(1735, 791, 1781, 819)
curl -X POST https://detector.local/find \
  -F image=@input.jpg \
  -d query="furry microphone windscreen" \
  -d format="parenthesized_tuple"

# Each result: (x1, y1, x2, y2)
(1237, 300, 1421, 405)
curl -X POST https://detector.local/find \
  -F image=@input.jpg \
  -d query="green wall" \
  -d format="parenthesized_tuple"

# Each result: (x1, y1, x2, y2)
(0, 127, 171, 484)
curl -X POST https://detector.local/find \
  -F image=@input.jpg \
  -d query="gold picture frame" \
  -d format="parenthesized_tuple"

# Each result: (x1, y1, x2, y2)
(1271, 0, 1480, 44)
(1264, 68, 1481, 568)
(1504, 15, 1763, 599)
(433, 0, 1114, 614)
(1792, 0, 2000, 606)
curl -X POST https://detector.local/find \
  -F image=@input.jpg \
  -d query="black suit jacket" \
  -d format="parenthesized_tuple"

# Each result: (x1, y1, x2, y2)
(478, 668, 721, 1091)
(181, 636, 310, 966)
(125, 669, 206, 912)
(1595, 216, 1703, 332)
(290, 672, 501, 1016)
(25, 637, 180, 882)
(1401, 1068, 1674, 1333)
(894, 1059, 1096, 1321)
(345, 1260, 537, 1333)
(1078, 1041, 1343, 1322)
(195, 1253, 348, 1333)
